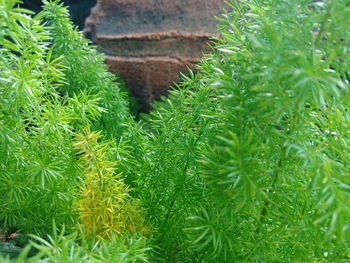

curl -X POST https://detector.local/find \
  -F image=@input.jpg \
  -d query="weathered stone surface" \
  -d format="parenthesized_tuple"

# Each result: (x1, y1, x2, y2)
(85, 0, 228, 111)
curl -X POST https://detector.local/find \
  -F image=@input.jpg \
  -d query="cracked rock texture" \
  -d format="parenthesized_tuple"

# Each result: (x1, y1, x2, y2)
(85, 0, 228, 111)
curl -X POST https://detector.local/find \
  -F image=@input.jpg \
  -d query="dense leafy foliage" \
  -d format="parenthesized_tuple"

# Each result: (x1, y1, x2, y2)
(0, 226, 151, 262)
(0, 0, 81, 234)
(133, 0, 350, 262)
(185, 0, 350, 261)
(42, 0, 130, 138)
(1, 0, 350, 262)
(73, 127, 145, 239)
(0, 0, 147, 261)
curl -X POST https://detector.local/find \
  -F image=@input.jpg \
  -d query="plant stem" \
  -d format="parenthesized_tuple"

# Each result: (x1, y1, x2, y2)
(314, 3, 332, 48)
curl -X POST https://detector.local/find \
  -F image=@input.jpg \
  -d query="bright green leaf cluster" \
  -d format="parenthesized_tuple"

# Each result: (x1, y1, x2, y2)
(41, 0, 130, 139)
(131, 0, 350, 262)
(0, 225, 151, 262)
(0, 0, 148, 261)
(0, 0, 141, 242)
(0, 0, 81, 234)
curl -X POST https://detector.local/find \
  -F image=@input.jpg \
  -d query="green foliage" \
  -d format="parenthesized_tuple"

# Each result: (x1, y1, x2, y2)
(41, 0, 130, 139)
(192, 0, 350, 260)
(0, 0, 82, 234)
(133, 0, 350, 262)
(0, 0, 151, 261)
(0, 225, 151, 263)
(0, 0, 133, 239)
(130, 72, 217, 262)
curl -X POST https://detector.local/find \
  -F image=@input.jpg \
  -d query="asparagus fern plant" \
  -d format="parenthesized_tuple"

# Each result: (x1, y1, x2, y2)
(73, 127, 145, 239)
(133, 0, 350, 261)
(0, 0, 143, 245)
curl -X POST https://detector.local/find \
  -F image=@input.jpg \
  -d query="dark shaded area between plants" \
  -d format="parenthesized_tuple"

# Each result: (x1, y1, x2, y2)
(21, 0, 97, 30)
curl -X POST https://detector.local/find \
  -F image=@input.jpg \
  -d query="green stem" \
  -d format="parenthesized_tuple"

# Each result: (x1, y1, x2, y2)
(257, 146, 285, 226)
(314, 3, 332, 48)
(161, 129, 203, 229)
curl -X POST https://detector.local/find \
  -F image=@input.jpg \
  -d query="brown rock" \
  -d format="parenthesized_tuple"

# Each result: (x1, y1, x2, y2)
(85, 0, 228, 111)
